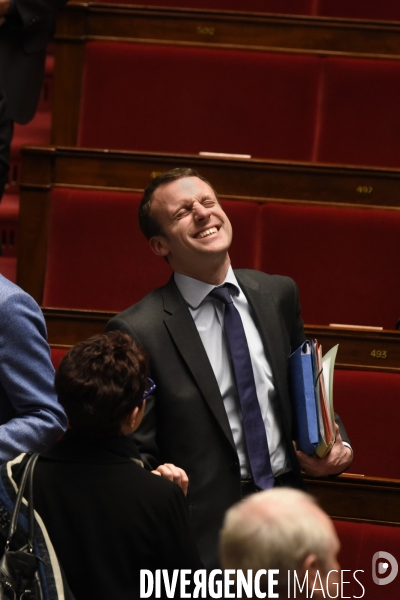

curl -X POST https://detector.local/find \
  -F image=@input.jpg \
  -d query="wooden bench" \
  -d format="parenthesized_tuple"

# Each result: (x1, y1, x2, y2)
(53, 5, 400, 172)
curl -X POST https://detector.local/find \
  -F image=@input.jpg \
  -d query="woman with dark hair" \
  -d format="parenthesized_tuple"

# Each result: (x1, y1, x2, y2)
(31, 331, 201, 600)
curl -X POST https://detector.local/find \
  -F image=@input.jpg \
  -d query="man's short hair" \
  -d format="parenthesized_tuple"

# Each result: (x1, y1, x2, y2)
(139, 167, 217, 239)
(220, 489, 334, 593)
(55, 331, 149, 438)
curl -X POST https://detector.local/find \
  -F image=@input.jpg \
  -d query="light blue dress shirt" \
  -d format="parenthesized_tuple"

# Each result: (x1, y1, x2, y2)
(174, 267, 290, 478)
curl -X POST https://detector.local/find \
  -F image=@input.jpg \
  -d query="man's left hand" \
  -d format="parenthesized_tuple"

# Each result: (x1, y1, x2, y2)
(296, 424, 353, 477)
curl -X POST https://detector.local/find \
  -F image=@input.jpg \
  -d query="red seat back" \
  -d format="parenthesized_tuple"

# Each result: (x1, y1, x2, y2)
(78, 43, 321, 161)
(316, 57, 400, 168)
(42, 189, 261, 311)
(259, 202, 400, 329)
(318, 0, 400, 22)
(43, 188, 171, 311)
(334, 520, 400, 599)
(334, 370, 400, 479)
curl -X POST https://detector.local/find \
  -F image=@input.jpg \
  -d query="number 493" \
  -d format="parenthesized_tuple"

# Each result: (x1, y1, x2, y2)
(371, 350, 387, 359)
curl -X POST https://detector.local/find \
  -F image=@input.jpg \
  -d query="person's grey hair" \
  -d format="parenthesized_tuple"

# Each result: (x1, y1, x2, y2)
(219, 489, 333, 593)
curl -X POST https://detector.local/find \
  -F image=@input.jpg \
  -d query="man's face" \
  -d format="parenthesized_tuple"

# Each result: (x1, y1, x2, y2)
(149, 176, 233, 278)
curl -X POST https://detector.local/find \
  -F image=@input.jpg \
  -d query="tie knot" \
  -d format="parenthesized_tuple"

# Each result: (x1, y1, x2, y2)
(209, 284, 234, 305)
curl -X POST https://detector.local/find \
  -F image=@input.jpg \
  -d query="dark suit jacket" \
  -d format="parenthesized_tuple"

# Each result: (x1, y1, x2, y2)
(30, 431, 202, 600)
(0, 0, 68, 123)
(106, 269, 316, 568)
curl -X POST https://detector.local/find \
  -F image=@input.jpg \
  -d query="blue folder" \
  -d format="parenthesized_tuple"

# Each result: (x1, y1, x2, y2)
(289, 340, 319, 455)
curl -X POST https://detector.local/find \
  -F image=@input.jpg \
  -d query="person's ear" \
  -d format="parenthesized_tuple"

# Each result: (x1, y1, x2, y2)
(132, 400, 146, 431)
(149, 236, 169, 257)
(301, 554, 323, 599)
(121, 401, 146, 435)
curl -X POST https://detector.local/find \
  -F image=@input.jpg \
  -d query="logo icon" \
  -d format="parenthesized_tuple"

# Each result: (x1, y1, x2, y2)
(372, 551, 398, 585)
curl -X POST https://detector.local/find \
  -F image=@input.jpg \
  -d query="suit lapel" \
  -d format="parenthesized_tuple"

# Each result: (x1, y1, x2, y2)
(161, 278, 236, 450)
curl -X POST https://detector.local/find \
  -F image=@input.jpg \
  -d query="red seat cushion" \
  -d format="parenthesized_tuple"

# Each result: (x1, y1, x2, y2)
(43, 188, 172, 311)
(334, 520, 400, 599)
(259, 202, 400, 329)
(316, 57, 400, 168)
(334, 370, 400, 479)
(78, 43, 321, 161)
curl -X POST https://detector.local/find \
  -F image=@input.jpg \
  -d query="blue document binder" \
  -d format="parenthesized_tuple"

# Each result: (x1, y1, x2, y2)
(289, 340, 319, 455)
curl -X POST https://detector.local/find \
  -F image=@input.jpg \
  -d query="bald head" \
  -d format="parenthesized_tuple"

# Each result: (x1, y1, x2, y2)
(220, 489, 340, 597)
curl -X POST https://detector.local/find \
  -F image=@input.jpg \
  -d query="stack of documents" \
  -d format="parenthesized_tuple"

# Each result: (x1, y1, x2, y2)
(289, 340, 338, 457)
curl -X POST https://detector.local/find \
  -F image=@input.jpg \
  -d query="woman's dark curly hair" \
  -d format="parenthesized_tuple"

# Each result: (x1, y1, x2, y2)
(55, 331, 149, 437)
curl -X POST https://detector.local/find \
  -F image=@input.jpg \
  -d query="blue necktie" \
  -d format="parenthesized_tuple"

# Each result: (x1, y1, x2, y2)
(209, 284, 274, 489)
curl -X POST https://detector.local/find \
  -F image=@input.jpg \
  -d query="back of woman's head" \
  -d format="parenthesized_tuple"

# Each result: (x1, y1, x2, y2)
(55, 331, 149, 437)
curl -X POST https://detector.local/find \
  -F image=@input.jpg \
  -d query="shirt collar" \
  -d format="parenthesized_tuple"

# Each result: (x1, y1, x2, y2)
(174, 266, 240, 309)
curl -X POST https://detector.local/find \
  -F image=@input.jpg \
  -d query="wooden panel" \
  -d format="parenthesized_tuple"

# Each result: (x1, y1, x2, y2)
(52, 41, 85, 146)
(20, 146, 400, 208)
(57, 3, 400, 59)
(42, 307, 400, 372)
(305, 326, 400, 373)
(18, 147, 400, 309)
(44, 307, 113, 345)
(17, 188, 51, 304)
(307, 474, 400, 526)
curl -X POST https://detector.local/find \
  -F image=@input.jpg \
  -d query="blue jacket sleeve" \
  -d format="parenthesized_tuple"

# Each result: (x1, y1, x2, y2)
(0, 286, 67, 462)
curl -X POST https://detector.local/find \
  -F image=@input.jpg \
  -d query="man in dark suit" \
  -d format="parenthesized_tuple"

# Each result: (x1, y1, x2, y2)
(106, 168, 352, 569)
(0, 0, 68, 197)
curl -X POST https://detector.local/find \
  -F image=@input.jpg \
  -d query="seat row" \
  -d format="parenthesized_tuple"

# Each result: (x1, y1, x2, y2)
(19, 176, 400, 331)
(52, 39, 400, 171)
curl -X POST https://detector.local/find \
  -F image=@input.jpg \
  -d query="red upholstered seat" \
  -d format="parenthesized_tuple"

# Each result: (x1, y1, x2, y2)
(334, 370, 400, 480)
(50, 347, 68, 371)
(42, 188, 171, 311)
(77, 43, 321, 161)
(42, 190, 261, 311)
(317, 0, 400, 22)
(316, 57, 400, 168)
(334, 520, 400, 599)
(92, 0, 315, 14)
(259, 202, 400, 329)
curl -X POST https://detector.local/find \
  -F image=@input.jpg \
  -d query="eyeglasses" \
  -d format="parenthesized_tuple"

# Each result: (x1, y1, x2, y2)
(138, 377, 156, 407)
